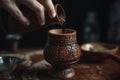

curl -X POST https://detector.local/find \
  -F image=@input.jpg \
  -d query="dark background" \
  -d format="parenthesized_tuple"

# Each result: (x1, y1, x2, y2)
(57, 0, 115, 43)
(0, 0, 116, 48)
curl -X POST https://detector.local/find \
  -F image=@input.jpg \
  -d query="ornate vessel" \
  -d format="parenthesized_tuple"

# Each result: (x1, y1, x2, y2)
(44, 29, 81, 78)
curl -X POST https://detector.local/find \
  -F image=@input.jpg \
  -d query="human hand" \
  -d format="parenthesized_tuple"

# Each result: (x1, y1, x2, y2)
(0, 0, 56, 26)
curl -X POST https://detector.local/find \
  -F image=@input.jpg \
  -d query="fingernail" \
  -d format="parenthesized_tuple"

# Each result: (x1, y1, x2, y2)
(50, 12, 56, 18)
(23, 18, 30, 26)
(40, 21, 45, 26)
(25, 21, 30, 26)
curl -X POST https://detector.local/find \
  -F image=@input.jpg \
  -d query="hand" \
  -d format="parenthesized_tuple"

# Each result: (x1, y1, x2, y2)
(0, 0, 56, 26)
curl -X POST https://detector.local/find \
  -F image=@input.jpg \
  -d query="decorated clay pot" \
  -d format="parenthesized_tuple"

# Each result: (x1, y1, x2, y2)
(44, 28, 81, 78)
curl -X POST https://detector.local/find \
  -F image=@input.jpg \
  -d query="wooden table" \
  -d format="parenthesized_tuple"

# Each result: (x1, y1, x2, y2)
(0, 48, 120, 80)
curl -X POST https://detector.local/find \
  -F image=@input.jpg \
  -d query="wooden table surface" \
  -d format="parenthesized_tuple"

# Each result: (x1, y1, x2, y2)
(0, 48, 120, 80)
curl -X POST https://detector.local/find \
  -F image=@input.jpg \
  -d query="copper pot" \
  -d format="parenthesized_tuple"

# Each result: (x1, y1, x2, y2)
(44, 28, 81, 78)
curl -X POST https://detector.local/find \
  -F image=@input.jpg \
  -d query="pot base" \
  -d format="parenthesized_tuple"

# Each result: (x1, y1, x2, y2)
(48, 67, 75, 79)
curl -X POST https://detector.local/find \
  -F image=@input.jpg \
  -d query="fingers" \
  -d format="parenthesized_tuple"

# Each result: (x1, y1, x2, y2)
(22, 0, 45, 25)
(1, 0, 56, 26)
(1, 0, 30, 26)
(38, 0, 56, 18)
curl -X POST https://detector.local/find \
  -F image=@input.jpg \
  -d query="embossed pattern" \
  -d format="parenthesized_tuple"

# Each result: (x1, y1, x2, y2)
(44, 29, 81, 78)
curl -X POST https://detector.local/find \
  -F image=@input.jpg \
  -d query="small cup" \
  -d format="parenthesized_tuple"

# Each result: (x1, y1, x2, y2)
(44, 28, 81, 78)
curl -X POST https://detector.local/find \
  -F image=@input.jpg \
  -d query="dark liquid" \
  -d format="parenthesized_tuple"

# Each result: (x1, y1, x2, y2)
(59, 19, 66, 34)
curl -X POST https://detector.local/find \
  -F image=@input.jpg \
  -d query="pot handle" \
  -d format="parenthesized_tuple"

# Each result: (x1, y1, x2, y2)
(108, 53, 120, 63)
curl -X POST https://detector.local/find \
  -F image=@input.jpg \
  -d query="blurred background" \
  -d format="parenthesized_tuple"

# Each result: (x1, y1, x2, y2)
(0, 0, 119, 49)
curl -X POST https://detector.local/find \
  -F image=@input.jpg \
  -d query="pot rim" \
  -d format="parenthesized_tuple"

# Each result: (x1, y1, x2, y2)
(48, 28, 76, 36)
